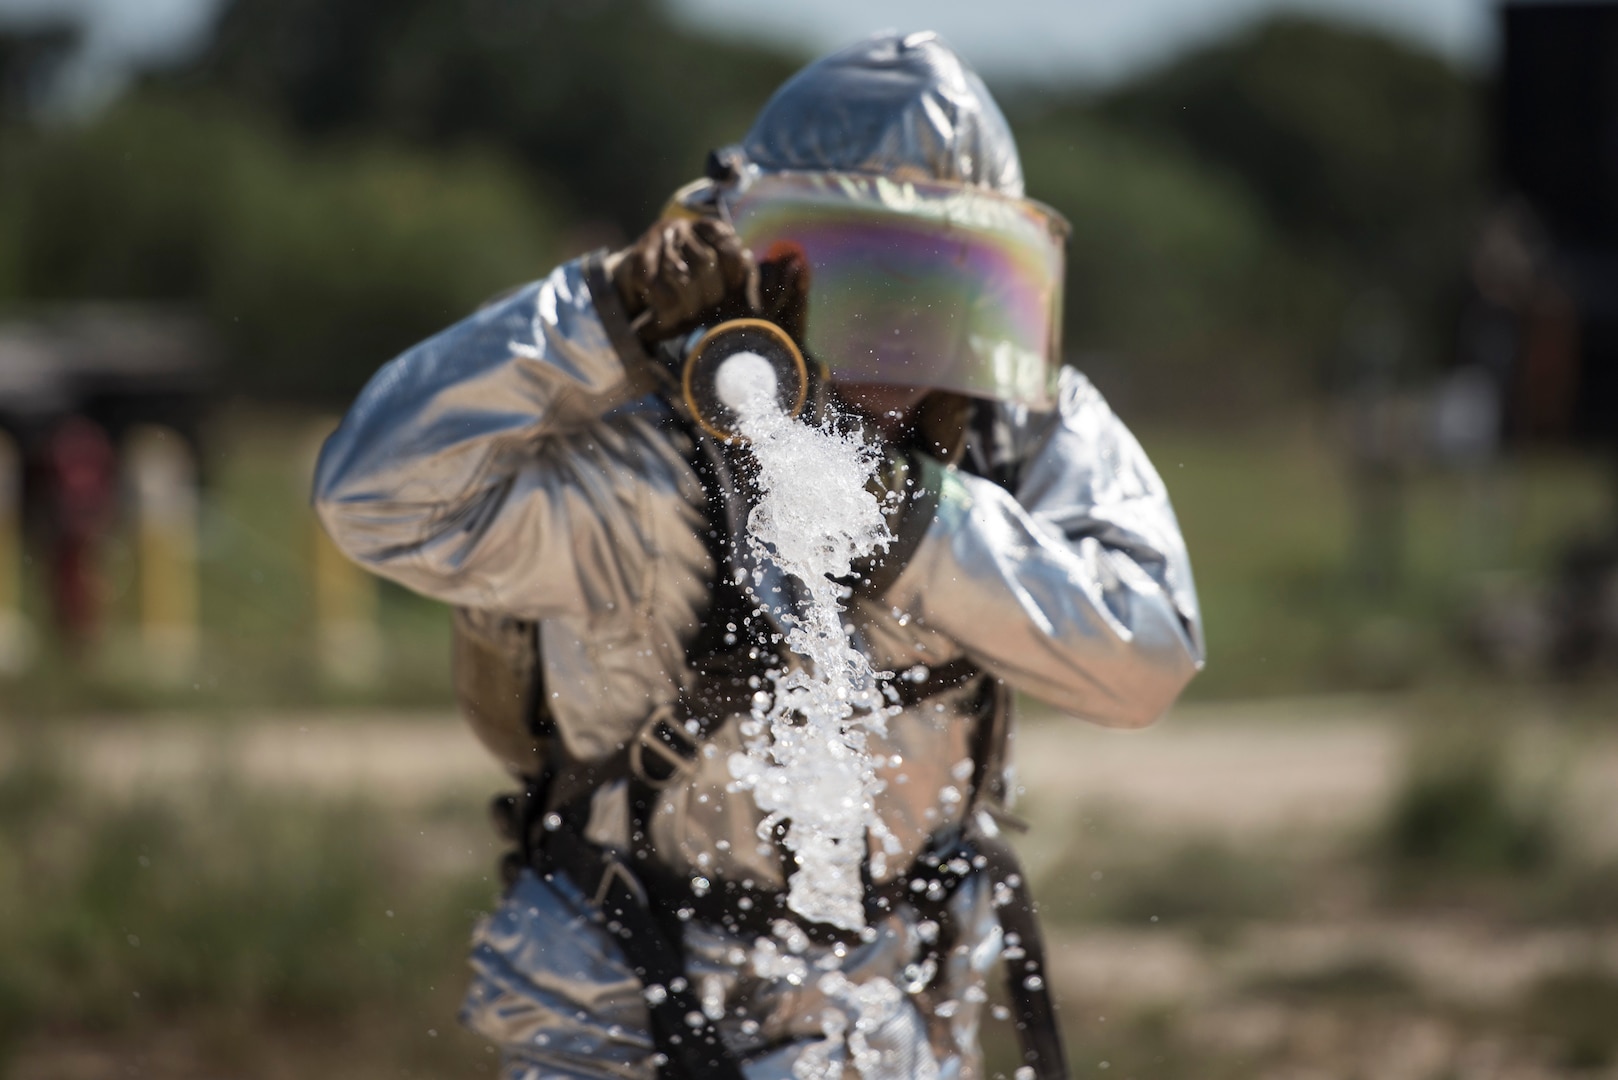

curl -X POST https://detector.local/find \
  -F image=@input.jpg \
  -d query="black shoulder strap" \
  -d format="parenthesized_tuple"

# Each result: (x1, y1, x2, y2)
(540, 828, 746, 1080)
(968, 822, 1071, 1080)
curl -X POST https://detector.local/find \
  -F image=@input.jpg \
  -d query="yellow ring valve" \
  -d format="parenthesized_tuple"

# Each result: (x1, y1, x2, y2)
(681, 318, 810, 441)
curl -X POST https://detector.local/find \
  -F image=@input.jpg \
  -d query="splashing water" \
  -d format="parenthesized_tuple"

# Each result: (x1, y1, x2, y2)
(718, 352, 896, 932)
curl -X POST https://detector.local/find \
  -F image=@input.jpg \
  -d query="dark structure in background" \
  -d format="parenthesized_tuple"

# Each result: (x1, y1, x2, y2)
(0, 307, 212, 645)
(0, 307, 212, 440)
(1496, 0, 1618, 444)
(1464, 2, 1618, 672)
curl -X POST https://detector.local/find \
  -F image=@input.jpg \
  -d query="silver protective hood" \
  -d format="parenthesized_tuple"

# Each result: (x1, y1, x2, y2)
(738, 30, 1025, 197)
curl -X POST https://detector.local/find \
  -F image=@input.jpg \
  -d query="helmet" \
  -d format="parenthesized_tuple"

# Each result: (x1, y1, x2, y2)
(740, 29, 1025, 197)
(704, 32, 1068, 407)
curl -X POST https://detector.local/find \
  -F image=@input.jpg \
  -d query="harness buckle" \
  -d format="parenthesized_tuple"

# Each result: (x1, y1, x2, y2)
(629, 703, 702, 788)
(591, 856, 648, 910)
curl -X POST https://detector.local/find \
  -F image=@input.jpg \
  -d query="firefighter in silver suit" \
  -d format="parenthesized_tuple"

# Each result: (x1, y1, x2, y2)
(314, 30, 1203, 1080)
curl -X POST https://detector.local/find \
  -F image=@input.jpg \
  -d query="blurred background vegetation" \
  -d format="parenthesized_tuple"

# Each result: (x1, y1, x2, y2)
(0, 1, 1486, 407)
(3, 0, 1591, 710)
(3, 1, 1617, 1078)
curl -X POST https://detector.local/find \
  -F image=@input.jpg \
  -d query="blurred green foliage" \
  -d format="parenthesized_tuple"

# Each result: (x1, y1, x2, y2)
(0, 740, 494, 1074)
(1245, 958, 1418, 1005)
(1382, 718, 1559, 876)
(1018, 114, 1328, 413)
(1143, 423, 1610, 699)
(171, 0, 799, 234)
(1, 95, 556, 399)
(0, 0, 1482, 408)
(1040, 833, 1300, 935)
(1101, 16, 1482, 346)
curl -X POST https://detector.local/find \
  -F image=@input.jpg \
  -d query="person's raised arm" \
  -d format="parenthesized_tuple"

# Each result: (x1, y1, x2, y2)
(311, 255, 657, 616)
(880, 368, 1205, 727)
(313, 218, 770, 618)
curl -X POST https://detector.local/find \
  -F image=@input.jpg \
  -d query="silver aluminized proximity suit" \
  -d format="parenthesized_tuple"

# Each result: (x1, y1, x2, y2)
(313, 30, 1203, 1080)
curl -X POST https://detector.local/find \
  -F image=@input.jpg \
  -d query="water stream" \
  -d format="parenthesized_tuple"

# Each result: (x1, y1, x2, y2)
(716, 353, 896, 933)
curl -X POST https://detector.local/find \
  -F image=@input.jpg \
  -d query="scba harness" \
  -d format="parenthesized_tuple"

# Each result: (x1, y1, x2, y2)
(455, 595, 1070, 1080)
(452, 411, 1070, 1079)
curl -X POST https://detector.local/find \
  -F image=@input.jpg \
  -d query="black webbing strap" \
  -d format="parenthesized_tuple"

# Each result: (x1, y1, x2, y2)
(955, 676, 1070, 1078)
(541, 827, 745, 1080)
(974, 827, 1071, 1080)
(906, 819, 1070, 1080)
(512, 657, 1059, 1078)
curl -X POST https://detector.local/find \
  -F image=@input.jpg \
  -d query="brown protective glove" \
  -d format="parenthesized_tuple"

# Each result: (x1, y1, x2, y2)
(607, 217, 758, 345)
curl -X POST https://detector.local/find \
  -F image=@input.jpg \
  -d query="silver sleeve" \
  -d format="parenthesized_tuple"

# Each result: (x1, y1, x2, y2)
(311, 259, 652, 618)
(885, 368, 1205, 728)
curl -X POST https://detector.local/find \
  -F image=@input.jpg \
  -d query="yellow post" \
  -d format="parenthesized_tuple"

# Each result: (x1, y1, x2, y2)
(306, 421, 381, 687)
(0, 430, 32, 676)
(128, 425, 200, 683)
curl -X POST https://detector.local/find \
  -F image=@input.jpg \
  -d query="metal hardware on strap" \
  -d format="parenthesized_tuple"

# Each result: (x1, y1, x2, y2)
(592, 856, 649, 911)
(629, 704, 703, 788)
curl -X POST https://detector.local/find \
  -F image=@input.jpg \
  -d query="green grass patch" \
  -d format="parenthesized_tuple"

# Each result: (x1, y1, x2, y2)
(1379, 721, 1560, 879)
(1140, 421, 1611, 700)
(1038, 829, 1299, 935)
(0, 739, 497, 1073)
(1244, 957, 1417, 1004)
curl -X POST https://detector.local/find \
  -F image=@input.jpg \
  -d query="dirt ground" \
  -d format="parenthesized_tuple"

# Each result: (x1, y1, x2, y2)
(10, 696, 1618, 1079)
(31, 693, 1618, 851)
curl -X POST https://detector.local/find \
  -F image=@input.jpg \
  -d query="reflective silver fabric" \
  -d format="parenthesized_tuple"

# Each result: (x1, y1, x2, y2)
(737, 31, 1025, 197)
(313, 258, 1203, 1077)
(463, 864, 1003, 1080)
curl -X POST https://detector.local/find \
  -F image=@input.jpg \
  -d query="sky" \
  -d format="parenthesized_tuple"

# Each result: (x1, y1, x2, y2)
(0, 0, 1508, 105)
(676, 0, 1500, 84)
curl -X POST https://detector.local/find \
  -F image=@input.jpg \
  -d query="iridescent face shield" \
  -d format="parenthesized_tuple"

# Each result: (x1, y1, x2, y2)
(717, 171, 1069, 407)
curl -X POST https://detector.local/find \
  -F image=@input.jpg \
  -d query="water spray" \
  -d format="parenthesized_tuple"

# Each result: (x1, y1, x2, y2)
(681, 318, 811, 441)
(694, 319, 899, 933)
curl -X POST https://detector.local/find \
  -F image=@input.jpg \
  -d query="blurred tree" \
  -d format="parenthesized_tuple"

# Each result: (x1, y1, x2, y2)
(0, 5, 1487, 416)
(2, 96, 558, 399)
(1100, 15, 1483, 360)
(164, 0, 803, 234)
(1015, 108, 1332, 412)
(1022, 113, 1268, 341)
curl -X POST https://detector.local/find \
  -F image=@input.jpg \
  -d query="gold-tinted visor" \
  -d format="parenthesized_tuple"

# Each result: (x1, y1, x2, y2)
(719, 171, 1068, 406)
